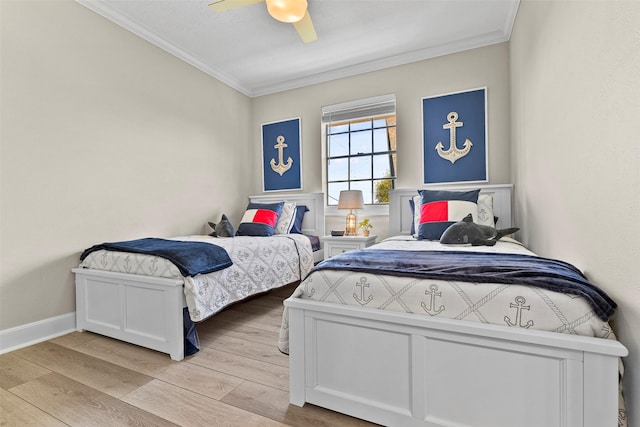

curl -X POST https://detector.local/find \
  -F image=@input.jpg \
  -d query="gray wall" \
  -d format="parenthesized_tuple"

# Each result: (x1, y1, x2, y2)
(0, 0, 253, 330)
(2, 1, 637, 422)
(510, 0, 640, 423)
(252, 42, 511, 237)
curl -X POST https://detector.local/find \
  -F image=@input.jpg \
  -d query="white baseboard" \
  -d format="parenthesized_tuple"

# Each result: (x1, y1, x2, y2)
(0, 312, 76, 354)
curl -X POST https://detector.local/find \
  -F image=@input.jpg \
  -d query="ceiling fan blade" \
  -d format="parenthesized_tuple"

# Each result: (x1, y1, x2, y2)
(293, 10, 317, 43)
(208, 0, 263, 12)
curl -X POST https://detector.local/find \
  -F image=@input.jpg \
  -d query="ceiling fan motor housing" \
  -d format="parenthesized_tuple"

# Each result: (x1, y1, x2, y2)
(265, 0, 308, 23)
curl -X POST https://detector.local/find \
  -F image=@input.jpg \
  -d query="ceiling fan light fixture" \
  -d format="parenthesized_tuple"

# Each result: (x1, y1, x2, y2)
(265, 0, 307, 23)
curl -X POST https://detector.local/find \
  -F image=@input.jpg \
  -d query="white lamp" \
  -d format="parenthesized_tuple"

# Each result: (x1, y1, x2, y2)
(265, 0, 307, 23)
(338, 190, 364, 236)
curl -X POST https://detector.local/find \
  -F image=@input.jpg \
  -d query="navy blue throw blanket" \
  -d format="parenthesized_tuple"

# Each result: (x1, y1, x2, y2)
(80, 238, 233, 277)
(314, 249, 616, 321)
(183, 307, 200, 356)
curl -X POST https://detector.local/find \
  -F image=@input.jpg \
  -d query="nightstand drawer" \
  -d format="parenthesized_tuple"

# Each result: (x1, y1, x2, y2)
(320, 235, 377, 260)
(326, 242, 361, 258)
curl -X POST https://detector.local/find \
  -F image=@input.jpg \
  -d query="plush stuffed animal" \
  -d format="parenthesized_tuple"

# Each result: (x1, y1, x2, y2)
(208, 214, 235, 237)
(440, 214, 519, 246)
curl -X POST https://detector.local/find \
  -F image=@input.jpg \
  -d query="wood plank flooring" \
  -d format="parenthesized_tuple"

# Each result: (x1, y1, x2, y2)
(0, 283, 379, 426)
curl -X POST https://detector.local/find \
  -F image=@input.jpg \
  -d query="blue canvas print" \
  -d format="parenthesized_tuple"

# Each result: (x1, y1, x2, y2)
(262, 117, 302, 191)
(422, 88, 488, 184)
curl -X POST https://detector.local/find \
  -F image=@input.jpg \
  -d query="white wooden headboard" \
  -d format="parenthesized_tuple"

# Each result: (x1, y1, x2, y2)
(249, 192, 325, 237)
(388, 184, 514, 236)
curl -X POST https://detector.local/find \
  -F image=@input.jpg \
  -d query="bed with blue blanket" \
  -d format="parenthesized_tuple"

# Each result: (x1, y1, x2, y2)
(73, 192, 324, 361)
(280, 185, 628, 427)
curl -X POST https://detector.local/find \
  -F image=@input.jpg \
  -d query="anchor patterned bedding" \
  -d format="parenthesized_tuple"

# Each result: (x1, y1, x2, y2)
(278, 235, 627, 423)
(278, 235, 619, 352)
(80, 234, 314, 322)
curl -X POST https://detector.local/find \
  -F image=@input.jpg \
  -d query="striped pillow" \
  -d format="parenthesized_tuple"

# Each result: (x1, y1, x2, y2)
(417, 189, 480, 240)
(290, 205, 309, 234)
(476, 193, 496, 227)
(274, 202, 297, 234)
(236, 202, 284, 237)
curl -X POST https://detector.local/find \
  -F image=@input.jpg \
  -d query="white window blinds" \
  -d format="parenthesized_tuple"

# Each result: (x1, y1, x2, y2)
(322, 94, 396, 123)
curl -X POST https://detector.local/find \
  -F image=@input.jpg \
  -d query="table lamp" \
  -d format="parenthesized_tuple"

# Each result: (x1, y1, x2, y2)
(338, 190, 364, 236)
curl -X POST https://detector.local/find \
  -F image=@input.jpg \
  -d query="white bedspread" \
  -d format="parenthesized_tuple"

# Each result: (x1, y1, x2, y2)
(80, 234, 314, 321)
(278, 236, 617, 353)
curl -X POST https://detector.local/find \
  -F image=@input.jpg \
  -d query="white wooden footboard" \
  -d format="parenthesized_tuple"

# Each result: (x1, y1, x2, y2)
(73, 268, 185, 361)
(286, 298, 627, 427)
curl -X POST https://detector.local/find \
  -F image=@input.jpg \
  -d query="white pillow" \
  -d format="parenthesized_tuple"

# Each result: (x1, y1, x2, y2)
(275, 202, 296, 234)
(412, 195, 422, 237)
(476, 194, 495, 227)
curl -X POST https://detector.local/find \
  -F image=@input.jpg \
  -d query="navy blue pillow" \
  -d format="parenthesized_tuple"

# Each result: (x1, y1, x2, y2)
(236, 202, 284, 237)
(417, 189, 480, 240)
(290, 205, 309, 234)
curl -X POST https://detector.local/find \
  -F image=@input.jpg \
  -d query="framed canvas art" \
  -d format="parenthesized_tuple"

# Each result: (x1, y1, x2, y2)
(422, 88, 488, 185)
(261, 117, 302, 192)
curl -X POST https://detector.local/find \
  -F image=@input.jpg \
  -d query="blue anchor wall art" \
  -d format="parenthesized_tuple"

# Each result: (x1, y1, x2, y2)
(422, 88, 488, 184)
(261, 117, 302, 192)
(435, 111, 473, 163)
(270, 135, 293, 176)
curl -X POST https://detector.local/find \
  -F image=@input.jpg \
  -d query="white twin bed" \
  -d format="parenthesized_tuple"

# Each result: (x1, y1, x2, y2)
(73, 192, 325, 361)
(73, 185, 627, 427)
(281, 184, 628, 427)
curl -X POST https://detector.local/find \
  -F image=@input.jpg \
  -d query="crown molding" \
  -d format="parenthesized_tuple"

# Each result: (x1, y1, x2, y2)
(76, 0, 519, 98)
(76, 0, 253, 97)
(250, 30, 511, 97)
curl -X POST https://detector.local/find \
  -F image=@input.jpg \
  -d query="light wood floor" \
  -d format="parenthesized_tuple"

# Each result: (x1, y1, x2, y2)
(0, 283, 379, 427)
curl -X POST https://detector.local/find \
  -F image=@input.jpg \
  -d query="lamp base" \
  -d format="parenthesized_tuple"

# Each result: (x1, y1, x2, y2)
(345, 212, 357, 236)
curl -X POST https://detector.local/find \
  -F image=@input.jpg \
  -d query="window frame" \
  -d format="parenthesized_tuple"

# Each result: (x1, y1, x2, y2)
(321, 94, 396, 217)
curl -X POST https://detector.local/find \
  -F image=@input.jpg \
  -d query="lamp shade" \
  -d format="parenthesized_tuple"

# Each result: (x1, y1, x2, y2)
(337, 190, 364, 210)
(338, 190, 363, 236)
(265, 0, 307, 23)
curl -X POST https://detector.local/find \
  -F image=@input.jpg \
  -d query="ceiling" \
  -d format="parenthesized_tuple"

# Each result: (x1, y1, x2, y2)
(78, 0, 520, 97)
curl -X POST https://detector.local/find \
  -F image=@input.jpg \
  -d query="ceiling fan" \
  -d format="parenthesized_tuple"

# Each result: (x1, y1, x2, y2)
(209, 0, 318, 43)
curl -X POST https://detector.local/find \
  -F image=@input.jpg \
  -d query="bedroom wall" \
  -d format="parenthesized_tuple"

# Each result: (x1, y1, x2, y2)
(510, 0, 640, 423)
(251, 42, 511, 238)
(0, 1, 252, 333)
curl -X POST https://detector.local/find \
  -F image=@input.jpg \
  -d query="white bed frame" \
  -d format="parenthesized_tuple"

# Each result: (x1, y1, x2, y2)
(73, 192, 325, 361)
(285, 184, 628, 427)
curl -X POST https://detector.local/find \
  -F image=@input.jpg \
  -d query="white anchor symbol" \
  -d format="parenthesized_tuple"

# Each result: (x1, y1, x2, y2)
(435, 111, 473, 164)
(270, 135, 293, 176)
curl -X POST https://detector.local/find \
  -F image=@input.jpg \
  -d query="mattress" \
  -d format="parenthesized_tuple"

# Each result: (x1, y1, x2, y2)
(80, 234, 314, 321)
(278, 235, 618, 353)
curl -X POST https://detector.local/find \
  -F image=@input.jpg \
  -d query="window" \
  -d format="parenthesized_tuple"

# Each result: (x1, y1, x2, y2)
(322, 95, 396, 206)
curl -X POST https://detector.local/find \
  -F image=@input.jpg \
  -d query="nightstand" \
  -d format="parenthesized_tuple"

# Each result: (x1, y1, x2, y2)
(321, 235, 377, 260)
